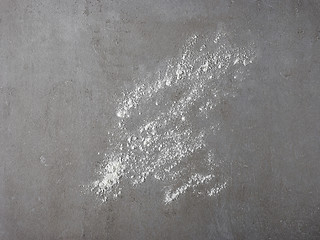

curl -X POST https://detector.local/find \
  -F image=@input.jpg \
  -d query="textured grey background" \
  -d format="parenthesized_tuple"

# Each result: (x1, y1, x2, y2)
(1, 0, 320, 239)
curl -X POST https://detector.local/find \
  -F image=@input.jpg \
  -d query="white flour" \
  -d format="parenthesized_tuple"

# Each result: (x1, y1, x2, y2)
(90, 26, 256, 204)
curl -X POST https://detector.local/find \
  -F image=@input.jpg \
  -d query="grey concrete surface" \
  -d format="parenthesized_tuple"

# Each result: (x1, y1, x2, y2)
(1, 0, 320, 239)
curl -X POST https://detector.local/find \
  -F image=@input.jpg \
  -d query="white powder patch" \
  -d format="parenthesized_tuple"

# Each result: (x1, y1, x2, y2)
(207, 181, 228, 197)
(90, 27, 256, 203)
(164, 173, 215, 204)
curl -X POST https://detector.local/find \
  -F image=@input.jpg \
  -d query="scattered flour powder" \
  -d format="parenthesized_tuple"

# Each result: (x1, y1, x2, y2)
(90, 27, 256, 204)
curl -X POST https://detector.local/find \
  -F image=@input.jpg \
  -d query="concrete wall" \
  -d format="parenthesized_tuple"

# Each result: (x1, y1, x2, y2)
(1, 0, 320, 239)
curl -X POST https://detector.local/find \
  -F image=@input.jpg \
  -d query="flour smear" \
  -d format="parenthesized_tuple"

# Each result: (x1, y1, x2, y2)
(90, 27, 256, 204)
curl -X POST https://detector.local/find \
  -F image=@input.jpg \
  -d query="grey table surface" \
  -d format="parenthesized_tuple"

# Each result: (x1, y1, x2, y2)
(1, 0, 320, 239)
